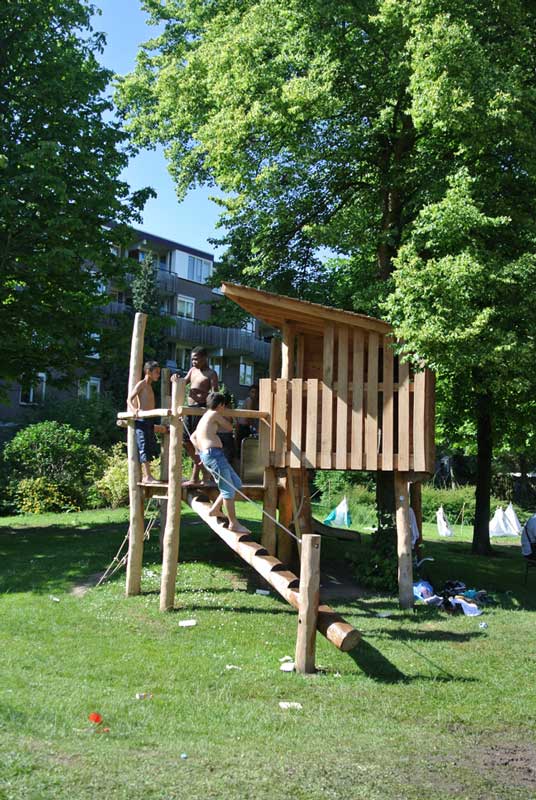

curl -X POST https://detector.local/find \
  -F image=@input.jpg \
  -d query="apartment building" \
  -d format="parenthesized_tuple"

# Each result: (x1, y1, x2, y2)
(0, 228, 271, 437)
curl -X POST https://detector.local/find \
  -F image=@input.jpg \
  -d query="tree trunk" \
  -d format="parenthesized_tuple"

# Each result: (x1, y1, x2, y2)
(472, 390, 493, 555)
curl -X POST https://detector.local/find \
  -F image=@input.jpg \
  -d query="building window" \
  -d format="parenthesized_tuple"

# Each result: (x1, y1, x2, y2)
(19, 373, 46, 405)
(176, 347, 192, 371)
(177, 295, 195, 319)
(79, 376, 101, 400)
(211, 356, 223, 381)
(242, 317, 255, 334)
(159, 253, 168, 271)
(239, 358, 254, 386)
(88, 333, 100, 359)
(187, 255, 212, 284)
(161, 296, 175, 315)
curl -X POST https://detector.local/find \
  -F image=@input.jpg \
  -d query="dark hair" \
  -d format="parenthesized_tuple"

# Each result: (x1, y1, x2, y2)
(144, 360, 160, 374)
(206, 391, 226, 410)
(191, 347, 207, 357)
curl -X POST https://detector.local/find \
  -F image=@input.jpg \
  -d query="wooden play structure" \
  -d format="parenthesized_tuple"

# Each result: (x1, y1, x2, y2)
(118, 284, 435, 674)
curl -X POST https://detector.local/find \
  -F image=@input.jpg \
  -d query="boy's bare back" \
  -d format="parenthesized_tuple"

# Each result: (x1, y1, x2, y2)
(191, 409, 232, 451)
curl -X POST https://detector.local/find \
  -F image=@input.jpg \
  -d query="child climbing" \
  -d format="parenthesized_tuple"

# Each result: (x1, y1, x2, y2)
(127, 360, 166, 483)
(189, 391, 250, 533)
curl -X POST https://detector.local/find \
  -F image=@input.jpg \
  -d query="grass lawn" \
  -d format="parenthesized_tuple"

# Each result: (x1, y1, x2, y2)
(0, 503, 535, 800)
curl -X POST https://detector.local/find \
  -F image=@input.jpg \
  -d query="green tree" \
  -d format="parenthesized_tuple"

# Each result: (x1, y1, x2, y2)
(0, 0, 152, 390)
(131, 251, 160, 315)
(117, 0, 536, 553)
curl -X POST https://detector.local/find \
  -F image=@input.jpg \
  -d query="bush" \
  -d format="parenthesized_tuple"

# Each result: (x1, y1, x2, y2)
(2, 421, 106, 513)
(14, 477, 79, 514)
(349, 531, 398, 593)
(37, 394, 122, 449)
(421, 485, 525, 526)
(95, 443, 129, 508)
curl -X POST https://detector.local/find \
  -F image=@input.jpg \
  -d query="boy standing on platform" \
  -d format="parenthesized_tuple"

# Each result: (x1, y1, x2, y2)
(127, 360, 166, 483)
(183, 347, 219, 485)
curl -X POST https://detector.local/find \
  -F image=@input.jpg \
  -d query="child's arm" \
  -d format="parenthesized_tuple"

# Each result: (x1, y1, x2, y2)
(216, 411, 233, 432)
(127, 380, 144, 414)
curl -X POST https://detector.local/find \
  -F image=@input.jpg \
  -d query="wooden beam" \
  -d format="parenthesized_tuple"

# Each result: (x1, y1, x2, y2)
(125, 312, 147, 597)
(289, 378, 303, 468)
(350, 330, 364, 470)
(366, 332, 379, 470)
(269, 337, 282, 380)
(281, 321, 295, 379)
(398, 359, 411, 471)
(382, 338, 394, 471)
(394, 471, 414, 610)
(261, 467, 278, 555)
(160, 377, 186, 611)
(159, 368, 171, 550)
(304, 379, 318, 469)
(295, 534, 321, 674)
(335, 326, 349, 470)
(321, 324, 335, 469)
(187, 493, 361, 652)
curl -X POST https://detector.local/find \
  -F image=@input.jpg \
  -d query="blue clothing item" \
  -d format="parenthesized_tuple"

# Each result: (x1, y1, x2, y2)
(135, 420, 159, 464)
(198, 447, 241, 500)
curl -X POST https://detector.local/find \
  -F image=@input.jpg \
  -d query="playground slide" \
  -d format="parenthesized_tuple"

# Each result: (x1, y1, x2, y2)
(186, 491, 361, 652)
(312, 517, 362, 543)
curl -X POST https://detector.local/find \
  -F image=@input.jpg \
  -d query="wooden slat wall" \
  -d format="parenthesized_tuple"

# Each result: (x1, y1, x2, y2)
(365, 332, 379, 470)
(382, 338, 394, 470)
(350, 330, 365, 470)
(263, 331, 434, 474)
(398, 359, 411, 471)
(320, 324, 335, 469)
(335, 327, 349, 469)
(290, 378, 303, 468)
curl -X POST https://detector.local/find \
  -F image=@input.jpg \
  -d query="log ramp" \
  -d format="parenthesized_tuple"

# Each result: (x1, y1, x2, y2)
(186, 491, 361, 653)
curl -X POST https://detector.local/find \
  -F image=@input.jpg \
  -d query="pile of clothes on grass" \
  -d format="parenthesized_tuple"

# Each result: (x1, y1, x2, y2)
(413, 579, 495, 616)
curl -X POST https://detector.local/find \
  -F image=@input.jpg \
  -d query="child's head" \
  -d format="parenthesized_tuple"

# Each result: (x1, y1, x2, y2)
(191, 347, 208, 367)
(144, 360, 160, 379)
(206, 391, 226, 410)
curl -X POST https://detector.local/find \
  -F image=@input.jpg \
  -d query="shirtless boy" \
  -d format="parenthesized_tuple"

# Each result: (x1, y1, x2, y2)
(183, 347, 219, 484)
(127, 360, 165, 483)
(190, 392, 250, 533)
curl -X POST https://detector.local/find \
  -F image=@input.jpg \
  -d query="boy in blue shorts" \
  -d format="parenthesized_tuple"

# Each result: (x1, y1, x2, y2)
(189, 392, 250, 533)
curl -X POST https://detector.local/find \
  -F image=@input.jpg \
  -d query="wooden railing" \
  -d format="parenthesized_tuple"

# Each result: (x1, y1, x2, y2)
(258, 369, 435, 474)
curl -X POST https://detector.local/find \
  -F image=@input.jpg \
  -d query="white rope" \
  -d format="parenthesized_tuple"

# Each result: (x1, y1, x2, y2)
(180, 415, 302, 544)
(97, 497, 160, 587)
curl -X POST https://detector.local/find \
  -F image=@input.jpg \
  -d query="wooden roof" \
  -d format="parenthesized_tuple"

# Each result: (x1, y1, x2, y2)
(222, 282, 392, 337)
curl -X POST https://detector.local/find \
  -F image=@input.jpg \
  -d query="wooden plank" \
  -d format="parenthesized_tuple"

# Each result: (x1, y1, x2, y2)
(398, 359, 411, 471)
(125, 312, 147, 597)
(321, 324, 335, 469)
(277, 478, 296, 566)
(258, 379, 272, 469)
(290, 378, 303, 468)
(394, 471, 414, 610)
(269, 337, 281, 379)
(425, 370, 436, 474)
(274, 379, 288, 468)
(365, 332, 379, 470)
(281, 322, 295, 379)
(413, 369, 427, 472)
(335, 326, 349, 469)
(160, 377, 186, 611)
(350, 330, 364, 470)
(295, 534, 321, 674)
(296, 334, 305, 378)
(305, 379, 318, 468)
(382, 337, 394, 471)
(261, 466, 278, 555)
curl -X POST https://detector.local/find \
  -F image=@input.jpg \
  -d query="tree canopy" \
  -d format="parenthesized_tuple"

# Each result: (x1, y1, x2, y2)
(0, 0, 152, 388)
(118, 0, 536, 552)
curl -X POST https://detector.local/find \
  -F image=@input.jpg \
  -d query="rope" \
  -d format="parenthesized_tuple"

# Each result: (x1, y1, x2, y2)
(179, 415, 302, 544)
(96, 497, 160, 587)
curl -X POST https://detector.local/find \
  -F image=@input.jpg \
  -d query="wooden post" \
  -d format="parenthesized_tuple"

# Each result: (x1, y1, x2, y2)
(281, 322, 295, 379)
(394, 471, 414, 610)
(125, 312, 147, 597)
(159, 367, 171, 550)
(277, 477, 296, 565)
(295, 534, 321, 674)
(160, 377, 186, 611)
(269, 336, 281, 380)
(410, 481, 423, 557)
(262, 467, 278, 555)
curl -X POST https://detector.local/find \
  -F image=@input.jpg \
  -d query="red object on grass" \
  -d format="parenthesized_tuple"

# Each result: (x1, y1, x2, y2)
(88, 712, 103, 725)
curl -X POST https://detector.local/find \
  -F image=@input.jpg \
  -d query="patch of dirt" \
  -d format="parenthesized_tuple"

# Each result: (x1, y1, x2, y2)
(474, 742, 536, 790)
(69, 572, 106, 597)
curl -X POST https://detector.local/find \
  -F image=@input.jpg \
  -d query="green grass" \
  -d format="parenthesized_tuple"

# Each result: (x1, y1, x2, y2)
(0, 505, 535, 799)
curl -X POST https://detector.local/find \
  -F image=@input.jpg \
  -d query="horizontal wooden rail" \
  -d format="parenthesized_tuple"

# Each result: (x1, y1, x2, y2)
(118, 408, 269, 421)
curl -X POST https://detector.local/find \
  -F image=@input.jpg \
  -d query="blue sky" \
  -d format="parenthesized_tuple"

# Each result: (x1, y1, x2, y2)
(93, 1, 223, 256)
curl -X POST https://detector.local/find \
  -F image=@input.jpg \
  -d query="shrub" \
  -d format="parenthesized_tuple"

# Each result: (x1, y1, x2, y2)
(3, 421, 106, 513)
(15, 478, 79, 514)
(37, 394, 122, 449)
(95, 443, 129, 508)
(349, 531, 398, 593)
(420, 485, 525, 526)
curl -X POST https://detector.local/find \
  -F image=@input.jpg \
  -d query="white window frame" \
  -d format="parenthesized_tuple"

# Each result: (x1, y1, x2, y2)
(177, 294, 195, 320)
(239, 358, 254, 386)
(187, 255, 213, 284)
(19, 372, 47, 405)
(79, 376, 101, 400)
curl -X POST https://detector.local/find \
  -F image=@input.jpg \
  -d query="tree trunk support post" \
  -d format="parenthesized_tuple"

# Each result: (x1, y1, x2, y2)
(295, 533, 321, 674)
(160, 377, 186, 612)
(395, 471, 414, 610)
(159, 367, 171, 550)
(125, 312, 147, 597)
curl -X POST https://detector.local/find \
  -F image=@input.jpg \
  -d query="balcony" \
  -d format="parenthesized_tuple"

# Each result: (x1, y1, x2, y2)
(166, 317, 271, 362)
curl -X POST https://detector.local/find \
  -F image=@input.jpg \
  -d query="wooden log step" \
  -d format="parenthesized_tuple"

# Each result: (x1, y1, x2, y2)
(186, 492, 361, 652)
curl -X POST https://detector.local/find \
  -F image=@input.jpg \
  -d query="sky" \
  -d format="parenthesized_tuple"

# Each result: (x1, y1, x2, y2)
(92, 1, 223, 256)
